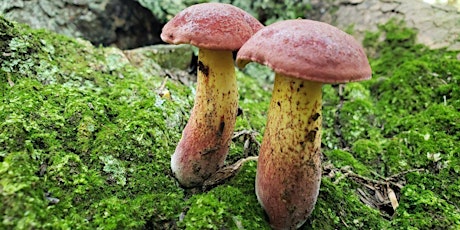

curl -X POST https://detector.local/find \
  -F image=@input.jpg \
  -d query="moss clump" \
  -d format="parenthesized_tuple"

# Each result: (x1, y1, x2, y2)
(0, 15, 186, 229)
(307, 179, 386, 230)
(324, 149, 371, 176)
(347, 20, 459, 229)
(381, 105, 460, 174)
(351, 139, 384, 174)
(317, 19, 459, 230)
(180, 162, 269, 229)
(391, 184, 460, 229)
(339, 83, 382, 145)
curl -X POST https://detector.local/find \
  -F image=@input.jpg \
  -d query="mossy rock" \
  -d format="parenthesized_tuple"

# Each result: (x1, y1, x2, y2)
(124, 44, 194, 71)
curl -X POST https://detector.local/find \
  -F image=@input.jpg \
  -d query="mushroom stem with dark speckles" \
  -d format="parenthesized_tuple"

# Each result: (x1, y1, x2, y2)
(171, 49, 238, 187)
(257, 74, 322, 229)
(161, 3, 263, 187)
(236, 19, 371, 229)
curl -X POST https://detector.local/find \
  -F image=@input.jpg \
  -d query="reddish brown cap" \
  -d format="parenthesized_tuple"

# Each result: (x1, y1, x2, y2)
(161, 3, 264, 51)
(236, 19, 372, 83)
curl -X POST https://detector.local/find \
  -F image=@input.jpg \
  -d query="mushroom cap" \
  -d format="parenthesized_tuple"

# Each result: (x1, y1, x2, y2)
(161, 3, 264, 51)
(236, 19, 372, 83)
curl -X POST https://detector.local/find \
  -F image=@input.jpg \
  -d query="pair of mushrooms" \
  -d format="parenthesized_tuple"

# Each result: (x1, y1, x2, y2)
(161, 3, 371, 230)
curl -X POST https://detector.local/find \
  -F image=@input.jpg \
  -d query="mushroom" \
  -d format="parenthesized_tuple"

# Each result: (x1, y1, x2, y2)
(236, 19, 371, 229)
(161, 3, 263, 187)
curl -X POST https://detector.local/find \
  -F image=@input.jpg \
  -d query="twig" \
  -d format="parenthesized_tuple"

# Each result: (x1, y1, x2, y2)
(385, 168, 426, 181)
(338, 167, 426, 187)
(202, 156, 258, 190)
(232, 130, 261, 155)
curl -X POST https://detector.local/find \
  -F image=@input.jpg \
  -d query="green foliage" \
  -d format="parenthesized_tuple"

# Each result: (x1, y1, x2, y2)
(217, 0, 312, 25)
(137, 0, 207, 23)
(139, 0, 312, 25)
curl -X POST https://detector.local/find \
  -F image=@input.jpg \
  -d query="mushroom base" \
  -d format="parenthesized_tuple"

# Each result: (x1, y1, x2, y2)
(171, 49, 238, 188)
(256, 74, 322, 229)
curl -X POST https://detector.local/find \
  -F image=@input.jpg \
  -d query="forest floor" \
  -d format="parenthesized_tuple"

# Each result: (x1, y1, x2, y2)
(1, 16, 459, 229)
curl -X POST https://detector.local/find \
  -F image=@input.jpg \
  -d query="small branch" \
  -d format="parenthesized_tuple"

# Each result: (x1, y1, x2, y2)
(337, 167, 426, 187)
(232, 130, 261, 156)
(202, 156, 258, 191)
(385, 168, 426, 181)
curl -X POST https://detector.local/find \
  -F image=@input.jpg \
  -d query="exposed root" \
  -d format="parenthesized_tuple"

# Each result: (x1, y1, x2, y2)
(202, 156, 258, 191)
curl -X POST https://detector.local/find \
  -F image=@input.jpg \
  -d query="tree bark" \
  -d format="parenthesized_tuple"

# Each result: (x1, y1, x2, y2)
(311, 0, 460, 51)
(0, 0, 162, 49)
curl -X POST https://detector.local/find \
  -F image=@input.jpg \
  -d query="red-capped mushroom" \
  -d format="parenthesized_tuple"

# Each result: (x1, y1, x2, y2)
(236, 19, 372, 229)
(161, 3, 263, 187)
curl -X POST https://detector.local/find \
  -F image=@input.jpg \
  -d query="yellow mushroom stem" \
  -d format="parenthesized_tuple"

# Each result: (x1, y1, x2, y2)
(256, 73, 322, 229)
(171, 48, 238, 188)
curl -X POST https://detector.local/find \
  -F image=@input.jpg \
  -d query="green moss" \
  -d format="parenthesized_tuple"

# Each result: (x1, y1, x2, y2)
(181, 193, 226, 229)
(319, 19, 460, 229)
(1, 151, 49, 228)
(381, 104, 459, 182)
(0, 15, 186, 229)
(365, 20, 460, 115)
(339, 83, 382, 145)
(179, 162, 269, 229)
(227, 71, 271, 162)
(391, 184, 460, 229)
(351, 139, 384, 174)
(306, 179, 387, 230)
(321, 84, 341, 149)
(324, 149, 371, 176)
(234, 71, 271, 132)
